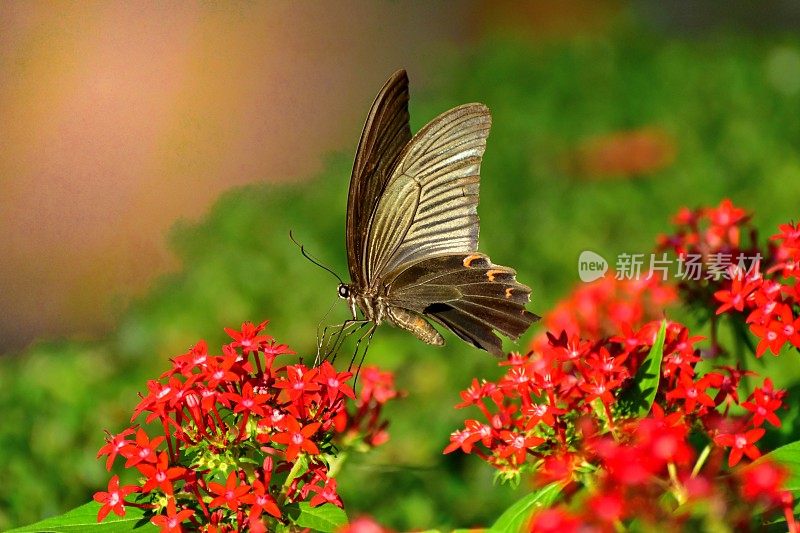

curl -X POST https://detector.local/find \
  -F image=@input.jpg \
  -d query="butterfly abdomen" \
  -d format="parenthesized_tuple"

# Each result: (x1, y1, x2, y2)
(386, 307, 445, 346)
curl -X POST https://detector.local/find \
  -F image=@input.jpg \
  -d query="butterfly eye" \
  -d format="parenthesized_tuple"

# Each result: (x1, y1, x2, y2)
(338, 284, 350, 299)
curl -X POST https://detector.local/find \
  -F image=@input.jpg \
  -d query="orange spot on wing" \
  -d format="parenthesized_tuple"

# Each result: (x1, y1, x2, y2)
(505, 288, 513, 299)
(463, 253, 482, 268)
(487, 269, 504, 281)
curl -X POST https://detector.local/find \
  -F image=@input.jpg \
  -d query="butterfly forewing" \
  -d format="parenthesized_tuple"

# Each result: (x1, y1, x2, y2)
(346, 70, 412, 287)
(364, 104, 489, 285)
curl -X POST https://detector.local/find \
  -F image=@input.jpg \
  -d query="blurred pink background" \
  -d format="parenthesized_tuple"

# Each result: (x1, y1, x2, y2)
(0, 1, 618, 352)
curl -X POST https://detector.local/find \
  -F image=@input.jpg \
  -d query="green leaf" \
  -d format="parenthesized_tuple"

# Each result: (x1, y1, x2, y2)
(756, 440, 800, 492)
(489, 482, 563, 533)
(7, 502, 157, 532)
(617, 319, 667, 417)
(290, 502, 348, 533)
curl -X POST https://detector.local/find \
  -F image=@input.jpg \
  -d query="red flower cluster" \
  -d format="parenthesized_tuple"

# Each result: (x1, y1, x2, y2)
(95, 321, 397, 532)
(657, 199, 759, 312)
(712, 221, 800, 357)
(660, 199, 800, 357)
(532, 275, 676, 350)
(528, 458, 795, 532)
(446, 319, 795, 530)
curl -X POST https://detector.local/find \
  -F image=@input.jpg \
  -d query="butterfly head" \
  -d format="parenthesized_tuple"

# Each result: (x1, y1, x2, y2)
(337, 283, 350, 299)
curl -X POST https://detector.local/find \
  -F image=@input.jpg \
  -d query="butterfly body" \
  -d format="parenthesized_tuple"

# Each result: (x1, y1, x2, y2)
(341, 70, 538, 356)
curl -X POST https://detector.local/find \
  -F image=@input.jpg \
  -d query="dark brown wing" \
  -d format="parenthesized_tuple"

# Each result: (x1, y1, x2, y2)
(346, 70, 412, 287)
(385, 253, 539, 356)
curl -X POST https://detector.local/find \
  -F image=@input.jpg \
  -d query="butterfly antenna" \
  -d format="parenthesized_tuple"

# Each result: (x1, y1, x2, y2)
(289, 230, 345, 285)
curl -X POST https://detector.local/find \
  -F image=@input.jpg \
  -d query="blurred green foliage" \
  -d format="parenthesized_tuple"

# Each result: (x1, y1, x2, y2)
(3, 27, 800, 531)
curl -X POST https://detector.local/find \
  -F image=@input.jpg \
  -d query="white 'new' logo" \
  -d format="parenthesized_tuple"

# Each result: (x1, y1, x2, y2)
(578, 250, 608, 282)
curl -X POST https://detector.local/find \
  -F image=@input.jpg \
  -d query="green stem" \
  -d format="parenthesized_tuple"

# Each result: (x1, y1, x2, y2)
(278, 456, 308, 505)
(730, 317, 755, 390)
(691, 444, 711, 478)
(326, 451, 349, 478)
(667, 462, 686, 506)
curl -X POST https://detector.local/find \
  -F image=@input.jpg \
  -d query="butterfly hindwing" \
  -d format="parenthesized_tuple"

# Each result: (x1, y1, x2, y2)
(385, 253, 538, 356)
(346, 69, 412, 287)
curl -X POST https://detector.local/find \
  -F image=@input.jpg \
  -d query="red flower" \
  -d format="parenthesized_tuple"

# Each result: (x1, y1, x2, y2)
(97, 427, 135, 471)
(710, 365, 756, 406)
(595, 438, 660, 486)
(207, 471, 251, 511)
(497, 431, 545, 464)
(224, 320, 271, 353)
(454, 378, 490, 408)
(579, 376, 619, 406)
(636, 415, 693, 465)
(529, 509, 580, 533)
(779, 305, 800, 348)
(707, 198, 747, 228)
(714, 274, 760, 314)
(741, 388, 783, 428)
(740, 460, 789, 505)
(586, 347, 629, 380)
(538, 453, 577, 484)
(359, 366, 397, 404)
(588, 492, 626, 523)
(150, 498, 195, 532)
(307, 476, 343, 507)
(204, 352, 240, 388)
(662, 349, 701, 380)
(524, 402, 563, 430)
(169, 340, 209, 377)
(337, 516, 393, 533)
(271, 417, 321, 461)
(750, 318, 789, 357)
(274, 365, 320, 401)
(745, 281, 783, 325)
(443, 428, 478, 455)
(242, 479, 280, 519)
(532, 276, 676, 347)
(137, 451, 185, 495)
(228, 382, 270, 417)
(714, 428, 765, 467)
(316, 361, 355, 403)
(122, 427, 165, 467)
(93, 475, 138, 521)
(666, 373, 717, 413)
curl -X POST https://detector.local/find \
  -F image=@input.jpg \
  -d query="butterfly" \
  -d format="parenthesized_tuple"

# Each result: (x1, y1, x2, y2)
(334, 69, 538, 357)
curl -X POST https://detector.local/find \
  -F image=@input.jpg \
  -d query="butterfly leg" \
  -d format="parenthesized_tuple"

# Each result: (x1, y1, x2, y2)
(317, 320, 355, 365)
(316, 321, 345, 365)
(329, 321, 371, 364)
(314, 297, 341, 363)
(350, 323, 378, 386)
(319, 320, 370, 365)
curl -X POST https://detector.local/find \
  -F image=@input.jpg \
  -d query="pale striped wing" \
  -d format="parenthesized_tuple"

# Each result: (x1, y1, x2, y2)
(364, 103, 490, 284)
